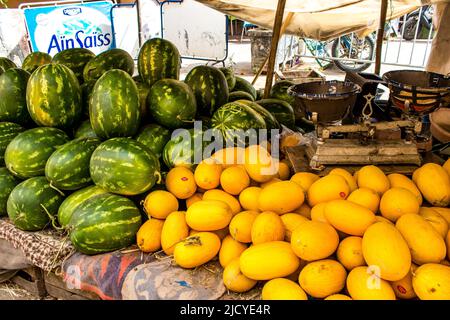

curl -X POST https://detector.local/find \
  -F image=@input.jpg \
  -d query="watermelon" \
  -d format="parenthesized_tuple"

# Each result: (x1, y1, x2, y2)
(80, 80, 96, 118)
(74, 119, 98, 139)
(228, 91, 254, 102)
(135, 80, 151, 122)
(45, 137, 101, 191)
(219, 67, 236, 91)
(0, 68, 32, 125)
(21, 52, 52, 74)
(256, 88, 264, 101)
(138, 38, 180, 87)
(26, 64, 82, 129)
(211, 101, 266, 146)
(136, 124, 171, 158)
(90, 137, 161, 195)
(69, 193, 142, 255)
(57, 185, 107, 227)
(162, 128, 206, 168)
(0, 57, 16, 75)
(0, 167, 20, 216)
(148, 79, 197, 129)
(7, 176, 64, 231)
(83, 48, 134, 83)
(184, 65, 229, 116)
(5, 127, 69, 179)
(270, 80, 295, 105)
(52, 48, 95, 83)
(297, 117, 315, 133)
(256, 98, 295, 129)
(233, 76, 257, 100)
(89, 69, 141, 139)
(0, 122, 25, 165)
(239, 100, 280, 130)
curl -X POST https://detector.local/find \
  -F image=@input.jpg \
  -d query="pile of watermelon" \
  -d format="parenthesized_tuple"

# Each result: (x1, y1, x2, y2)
(0, 39, 301, 256)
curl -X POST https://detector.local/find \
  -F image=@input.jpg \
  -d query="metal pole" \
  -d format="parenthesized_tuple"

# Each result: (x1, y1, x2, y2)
(375, 0, 389, 75)
(263, 0, 287, 98)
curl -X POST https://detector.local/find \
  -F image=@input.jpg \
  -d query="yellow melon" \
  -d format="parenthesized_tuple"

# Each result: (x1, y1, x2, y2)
(336, 236, 365, 271)
(329, 168, 357, 192)
(260, 178, 282, 189)
(211, 147, 245, 168)
(258, 181, 305, 214)
(432, 207, 450, 224)
(396, 214, 447, 265)
(412, 263, 450, 300)
(415, 163, 450, 207)
(362, 222, 411, 281)
(280, 213, 309, 242)
(291, 221, 339, 261)
(290, 172, 320, 192)
(251, 211, 285, 245)
(190, 227, 229, 240)
(220, 166, 250, 195)
(238, 187, 262, 211)
(194, 159, 222, 190)
(222, 258, 257, 293)
(166, 167, 197, 199)
(387, 173, 423, 205)
(412, 167, 421, 184)
(239, 241, 300, 280)
(219, 235, 248, 267)
(186, 200, 233, 231)
(374, 215, 394, 224)
(136, 219, 165, 253)
(143, 190, 179, 219)
(346, 266, 396, 300)
(228, 211, 259, 243)
(298, 259, 347, 298)
(307, 175, 350, 207)
(347, 187, 380, 213)
(380, 187, 420, 222)
(203, 189, 241, 215)
(161, 211, 190, 255)
(324, 294, 352, 300)
(294, 203, 312, 219)
(243, 145, 278, 183)
(419, 207, 449, 238)
(310, 202, 328, 223)
(356, 165, 390, 195)
(324, 200, 375, 236)
(447, 230, 450, 260)
(391, 265, 417, 300)
(173, 232, 221, 269)
(277, 161, 291, 181)
(186, 192, 203, 208)
(443, 158, 450, 177)
(262, 278, 308, 300)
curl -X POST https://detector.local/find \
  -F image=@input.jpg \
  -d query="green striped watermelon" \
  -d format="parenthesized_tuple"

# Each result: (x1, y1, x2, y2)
(0, 167, 20, 216)
(239, 100, 280, 130)
(26, 64, 82, 129)
(89, 69, 141, 139)
(136, 124, 171, 158)
(7, 176, 64, 231)
(69, 193, 142, 255)
(148, 79, 197, 129)
(74, 119, 98, 139)
(270, 80, 295, 106)
(83, 48, 134, 83)
(80, 80, 96, 118)
(0, 57, 16, 75)
(0, 122, 24, 165)
(57, 185, 107, 227)
(228, 91, 254, 102)
(138, 38, 180, 87)
(219, 67, 236, 91)
(255, 98, 295, 129)
(21, 52, 52, 74)
(52, 48, 95, 83)
(135, 80, 151, 122)
(162, 128, 206, 168)
(184, 65, 229, 116)
(0, 68, 32, 125)
(5, 127, 69, 179)
(233, 76, 257, 100)
(90, 138, 160, 195)
(45, 137, 101, 191)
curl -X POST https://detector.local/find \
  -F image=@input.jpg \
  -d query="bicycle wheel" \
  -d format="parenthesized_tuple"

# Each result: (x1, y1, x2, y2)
(331, 35, 375, 73)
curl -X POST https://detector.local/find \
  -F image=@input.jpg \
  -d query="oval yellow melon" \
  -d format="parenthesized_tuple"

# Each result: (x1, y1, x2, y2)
(412, 167, 421, 183)
(219, 235, 248, 267)
(238, 187, 262, 211)
(291, 220, 339, 261)
(262, 278, 307, 300)
(243, 145, 277, 183)
(347, 187, 380, 213)
(186, 200, 233, 231)
(251, 211, 285, 244)
(161, 211, 190, 255)
(432, 207, 450, 224)
(396, 214, 447, 265)
(298, 259, 347, 298)
(173, 232, 221, 269)
(220, 166, 250, 195)
(324, 200, 376, 236)
(329, 168, 357, 192)
(324, 294, 352, 300)
(419, 207, 449, 238)
(362, 222, 411, 281)
(136, 219, 165, 253)
(447, 230, 450, 260)
(290, 172, 320, 192)
(336, 236, 365, 271)
(186, 192, 203, 208)
(310, 202, 328, 223)
(391, 265, 417, 300)
(211, 147, 245, 168)
(166, 167, 197, 199)
(190, 227, 229, 240)
(356, 165, 390, 195)
(374, 215, 394, 224)
(346, 266, 396, 300)
(222, 258, 257, 293)
(412, 263, 450, 300)
(260, 178, 282, 188)
(258, 181, 305, 214)
(294, 203, 312, 219)
(415, 163, 450, 207)
(277, 161, 291, 181)
(203, 189, 241, 215)
(280, 213, 309, 242)
(387, 173, 423, 205)
(380, 187, 420, 222)
(239, 241, 300, 280)
(143, 190, 179, 219)
(228, 211, 259, 243)
(307, 175, 350, 207)
(194, 159, 223, 190)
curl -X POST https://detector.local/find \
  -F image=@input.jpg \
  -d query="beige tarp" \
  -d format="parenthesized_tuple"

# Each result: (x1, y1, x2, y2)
(426, 2, 450, 74)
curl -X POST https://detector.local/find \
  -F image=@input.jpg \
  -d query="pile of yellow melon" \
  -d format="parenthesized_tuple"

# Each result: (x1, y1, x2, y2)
(136, 145, 450, 300)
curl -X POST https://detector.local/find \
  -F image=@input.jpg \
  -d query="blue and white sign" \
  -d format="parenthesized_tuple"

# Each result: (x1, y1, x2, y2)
(23, 1, 114, 56)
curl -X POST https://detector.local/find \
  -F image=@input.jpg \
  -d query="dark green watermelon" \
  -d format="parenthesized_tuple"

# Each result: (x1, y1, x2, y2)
(0, 167, 20, 216)
(270, 80, 295, 105)
(74, 119, 98, 139)
(21, 52, 52, 74)
(162, 128, 207, 169)
(228, 91, 254, 102)
(26, 64, 82, 129)
(0, 57, 16, 75)
(52, 48, 95, 83)
(135, 80, 151, 122)
(0, 68, 32, 125)
(89, 69, 141, 139)
(233, 76, 257, 100)
(255, 98, 295, 129)
(184, 65, 229, 116)
(5, 127, 69, 179)
(69, 193, 142, 255)
(80, 80, 96, 118)
(83, 48, 134, 83)
(45, 137, 101, 191)
(219, 67, 236, 91)
(7, 176, 64, 231)
(239, 100, 280, 130)
(138, 38, 180, 87)
(0, 122, 24, 165)
(148, 79, 196, 129)
(136, 124, 171, 158)
(57, 185, 107, 227)
(90, 138, 160, 195)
